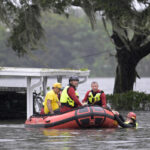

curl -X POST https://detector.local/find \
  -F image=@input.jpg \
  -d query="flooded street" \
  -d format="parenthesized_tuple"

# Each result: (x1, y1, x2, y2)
(0, 78, 150, 150)
(0, 111, 149, 150)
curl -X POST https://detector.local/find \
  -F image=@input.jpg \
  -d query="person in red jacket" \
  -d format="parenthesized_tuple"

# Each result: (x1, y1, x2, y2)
(60, 76, 82, 113)
(82, 81, 107, 108)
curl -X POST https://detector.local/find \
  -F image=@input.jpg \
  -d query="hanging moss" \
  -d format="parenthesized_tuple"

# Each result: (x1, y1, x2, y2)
(106, 91, 150, 111)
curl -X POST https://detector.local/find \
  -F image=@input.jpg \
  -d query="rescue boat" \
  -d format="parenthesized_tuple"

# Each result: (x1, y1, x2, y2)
(25, 106, 118, 129)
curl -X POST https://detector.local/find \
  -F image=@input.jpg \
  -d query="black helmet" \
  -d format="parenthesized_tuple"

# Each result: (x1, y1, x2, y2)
(69, 76, 79, 82)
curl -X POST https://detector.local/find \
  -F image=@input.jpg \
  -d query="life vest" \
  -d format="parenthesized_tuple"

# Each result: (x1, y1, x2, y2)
(124, 121, 130, 124)
(88, 91, 102, 104)
(60, 86, 79, 107)
(124, 121, 138, 128)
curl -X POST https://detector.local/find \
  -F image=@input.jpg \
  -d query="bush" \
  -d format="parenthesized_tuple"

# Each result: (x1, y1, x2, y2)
(106, 91, 150, 111)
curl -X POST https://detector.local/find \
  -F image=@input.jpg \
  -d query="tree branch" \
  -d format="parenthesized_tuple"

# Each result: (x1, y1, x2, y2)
(136, 42, 150, 61)
(131, 34, 147, 48)
(71, 0, 81, 7)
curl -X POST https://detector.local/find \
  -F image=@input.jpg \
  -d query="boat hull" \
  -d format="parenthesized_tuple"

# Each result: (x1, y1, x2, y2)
(25, 106, 118, 129)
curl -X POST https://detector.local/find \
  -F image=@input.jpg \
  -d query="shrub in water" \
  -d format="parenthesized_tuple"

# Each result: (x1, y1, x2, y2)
(106, 91, 150, 110)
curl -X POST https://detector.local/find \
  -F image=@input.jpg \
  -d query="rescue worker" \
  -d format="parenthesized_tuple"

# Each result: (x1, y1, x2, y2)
(113, 111, 138, 128)
(60, 76, 82, 113)
(82, 81, 107, 108)
(43, 82, 62, 115)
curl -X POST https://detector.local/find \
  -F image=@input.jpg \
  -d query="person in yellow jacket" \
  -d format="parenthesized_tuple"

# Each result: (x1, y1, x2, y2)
(44, 83, 62, 115)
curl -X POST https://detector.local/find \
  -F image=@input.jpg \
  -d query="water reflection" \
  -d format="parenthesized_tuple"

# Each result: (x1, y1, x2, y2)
(34, 128, 117, 150)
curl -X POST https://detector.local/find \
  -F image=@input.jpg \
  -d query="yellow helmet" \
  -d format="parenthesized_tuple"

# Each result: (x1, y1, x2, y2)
(53, 83, 62, 89)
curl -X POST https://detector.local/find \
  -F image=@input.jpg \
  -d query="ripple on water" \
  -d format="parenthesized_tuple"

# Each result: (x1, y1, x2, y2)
(45, 135, 74, 138)
(0, 139, 16, 142)
(95, 140, 138, 144)
(0, 124, 24, 128)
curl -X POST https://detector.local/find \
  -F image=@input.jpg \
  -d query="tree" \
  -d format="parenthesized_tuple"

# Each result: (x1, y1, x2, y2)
(1, 0, 150, 93)
(92, 0, 150, 93)
(73, 0, 150, 93)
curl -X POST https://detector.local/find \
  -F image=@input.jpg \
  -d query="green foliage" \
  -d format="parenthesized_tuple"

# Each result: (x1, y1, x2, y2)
(0, 11, 150, 77)
(80, 68, 88, 71)
(107, 91, 150, 110)
(8, 5, 44, 56)
(0, 12, 117, 76)
(1, 0, 150, 94)
(0, 0, 149, 55)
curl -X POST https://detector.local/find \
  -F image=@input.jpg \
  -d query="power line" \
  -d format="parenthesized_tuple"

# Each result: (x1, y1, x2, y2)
(79, 50, 115, 58)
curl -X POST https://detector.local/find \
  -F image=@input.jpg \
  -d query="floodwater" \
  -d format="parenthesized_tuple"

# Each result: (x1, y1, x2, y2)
(0, 111, 149, 150)
(0, 78, 150, 150)
(1, 77, 150, 98)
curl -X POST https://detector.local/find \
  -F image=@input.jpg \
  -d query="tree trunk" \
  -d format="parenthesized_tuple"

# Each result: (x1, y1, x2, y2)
(111, 30, 150, 94)
(113, 50, 137, 93)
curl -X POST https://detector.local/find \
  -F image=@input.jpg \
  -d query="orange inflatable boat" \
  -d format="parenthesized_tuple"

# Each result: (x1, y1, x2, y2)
(25, 106, 118, 129)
